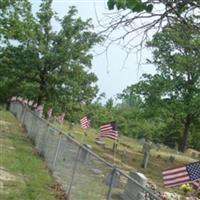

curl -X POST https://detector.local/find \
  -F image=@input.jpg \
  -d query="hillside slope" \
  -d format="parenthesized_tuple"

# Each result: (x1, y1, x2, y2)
(0, 109, 62, 200)
(52, 120, 199, 197)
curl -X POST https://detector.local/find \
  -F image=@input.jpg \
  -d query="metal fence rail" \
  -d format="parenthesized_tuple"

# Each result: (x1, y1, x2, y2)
(10, 102, 161, 200)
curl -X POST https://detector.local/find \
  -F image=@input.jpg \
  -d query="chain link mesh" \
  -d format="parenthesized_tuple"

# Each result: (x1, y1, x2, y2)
(9, 102, 161, 200)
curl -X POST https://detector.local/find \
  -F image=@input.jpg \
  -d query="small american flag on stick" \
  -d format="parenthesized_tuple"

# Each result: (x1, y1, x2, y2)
(33, 102, 38, 108)
(58, 112, 65, 123)
(11, 96, 17, 101)
(80, 114, 90, 129)
(23, 99, 28, 105)
(47, 108, 53, 118)
(35, 105, 43, 113)
(162, 161, 200, 188)
(28, 100, 34, 107)
(99, 121, 118, 140)
(17, 97, 23, 103)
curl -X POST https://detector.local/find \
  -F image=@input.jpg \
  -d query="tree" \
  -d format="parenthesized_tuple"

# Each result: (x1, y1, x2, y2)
(131, 22, 200, 152)
(103, 0, 200, 51)
(113, 87, 164, 140)
(0, 0, 36, 104)
(0, 0, 102, 114)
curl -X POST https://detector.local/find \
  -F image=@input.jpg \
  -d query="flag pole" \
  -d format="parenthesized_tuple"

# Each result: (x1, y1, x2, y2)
(80, 114, 90, 144)
(80, 129, 87, 144)
(112, 139, 118, 166)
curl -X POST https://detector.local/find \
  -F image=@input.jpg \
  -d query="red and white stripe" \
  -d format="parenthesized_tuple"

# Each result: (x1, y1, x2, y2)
(162, 166, 190, 187)
(11, 96, 17, 101)
(99, 131, 118, 140)
(58, 113, 65, 123)
(35, 105, 43, 113)
(80, 116, 90, 129)
(28, 100, 34, 106)
(17, 97, 23, 103)
(47, 108, 53, 118)
(33, 103, 38, 108)
(23, 99, 28, 105)
(99, 123, 118, 140)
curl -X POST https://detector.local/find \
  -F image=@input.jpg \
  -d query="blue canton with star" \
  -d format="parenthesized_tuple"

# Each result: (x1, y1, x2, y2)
(187, 161, 200, 181)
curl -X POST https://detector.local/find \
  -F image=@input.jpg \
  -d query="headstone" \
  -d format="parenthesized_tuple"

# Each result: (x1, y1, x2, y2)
(79, 144, 92, 164)
(174, 142, 179, 152)
(95, 139, 104, 145)
(91, 168, 102, 175)
(192, 152, 196, 158)
(122, 172, 147, 200)
(138, 138, 146, 145)
(121, 149, 127, 162)
(155, 143, 161, 151)
(141, 142, 151, 169)
(53, 116, 57, 123)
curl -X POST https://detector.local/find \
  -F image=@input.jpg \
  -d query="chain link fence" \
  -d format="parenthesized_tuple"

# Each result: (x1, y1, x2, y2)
(10, 102, 161, 200)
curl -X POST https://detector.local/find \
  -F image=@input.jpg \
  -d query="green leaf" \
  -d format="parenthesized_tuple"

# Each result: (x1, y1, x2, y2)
(145, 4, 153, 13)
(107, 0, 116, 10)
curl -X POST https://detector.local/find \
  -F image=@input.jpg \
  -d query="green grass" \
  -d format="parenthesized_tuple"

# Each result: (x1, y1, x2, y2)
(1, 107, 198, 199)
(51, 120, 199, 197)
(0, 110, 59, 200)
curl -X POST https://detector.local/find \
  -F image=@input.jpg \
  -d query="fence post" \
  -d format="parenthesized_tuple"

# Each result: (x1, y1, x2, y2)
(52, 133, 62, 169)
(22, 106, 27, 125)
(67, 146, 81, 200)
(107, 167, 117, 200)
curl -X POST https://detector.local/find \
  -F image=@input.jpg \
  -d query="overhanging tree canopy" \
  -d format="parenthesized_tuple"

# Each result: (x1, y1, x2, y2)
(103, 0, 200, 50)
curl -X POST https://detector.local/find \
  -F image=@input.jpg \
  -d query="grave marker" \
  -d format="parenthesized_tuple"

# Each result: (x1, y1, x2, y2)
(141, 141, 151, 169)
(79, 144, 92, 164)
(122, 172, 147, 200)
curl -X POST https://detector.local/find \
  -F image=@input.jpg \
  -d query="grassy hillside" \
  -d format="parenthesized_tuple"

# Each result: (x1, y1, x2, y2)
(0, 109, 62, 200)
(52, 120, 199, 197)
(1, 106, 198, 199)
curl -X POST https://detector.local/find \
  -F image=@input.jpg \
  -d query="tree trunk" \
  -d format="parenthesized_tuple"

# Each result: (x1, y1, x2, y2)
(37, 71, 46, 105)
(180, 114, 192, 152)
(6, 100, 10, 111)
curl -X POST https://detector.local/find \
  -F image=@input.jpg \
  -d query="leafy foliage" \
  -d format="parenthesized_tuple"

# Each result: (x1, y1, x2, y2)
(83, 22, 200, 151)
(107, 0, 153, 12)
(0, 0, 102, 119)
(128, 23, 200, 151)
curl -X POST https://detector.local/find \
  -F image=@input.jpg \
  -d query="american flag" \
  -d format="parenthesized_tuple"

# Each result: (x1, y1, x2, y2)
(99, 121, 118, 140)
(33, 102, 38, 108)
(23, 99, 28, 105)
(11, 96, 17, 101)
(47, 108, 53, 118)
(35, 105, 43, 113)
(162, 161, 200, 187)
(58, 112, 65, 123)
(28, 100, 34, 106)
(17, 97, 23, 103)
(191, 179, 200, 191)
(80, 115, 90, 129)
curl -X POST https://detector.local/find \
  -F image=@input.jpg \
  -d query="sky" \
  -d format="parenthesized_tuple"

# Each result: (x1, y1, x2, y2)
(31, 0, 156, 102)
